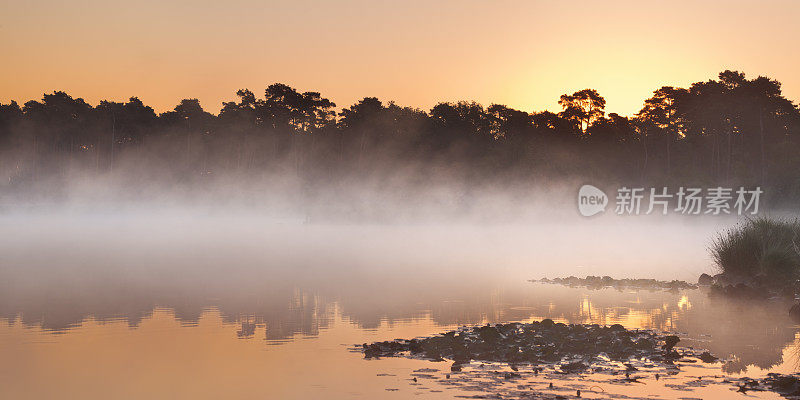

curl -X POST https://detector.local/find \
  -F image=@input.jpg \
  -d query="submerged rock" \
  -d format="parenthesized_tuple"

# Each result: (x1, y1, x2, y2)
(732, 373, 800, 398)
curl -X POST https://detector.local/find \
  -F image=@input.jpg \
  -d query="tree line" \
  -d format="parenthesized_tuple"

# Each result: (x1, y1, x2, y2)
(1, 70, 799, 203)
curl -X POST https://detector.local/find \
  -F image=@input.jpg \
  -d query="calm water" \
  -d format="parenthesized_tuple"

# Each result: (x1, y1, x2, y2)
(0, 213, 794, 399)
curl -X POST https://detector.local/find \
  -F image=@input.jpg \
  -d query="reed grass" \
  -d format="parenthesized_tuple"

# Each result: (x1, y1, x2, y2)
(711, 217, 800, 285)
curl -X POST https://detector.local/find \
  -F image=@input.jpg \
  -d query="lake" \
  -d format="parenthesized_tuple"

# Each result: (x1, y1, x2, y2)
(0, 211, 794, 399)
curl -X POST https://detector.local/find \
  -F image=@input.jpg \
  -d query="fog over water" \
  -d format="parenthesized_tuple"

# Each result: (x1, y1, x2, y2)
(2, 186, 797, 400)
(0, 185, 737, 329)
(1, 191, 730, 282)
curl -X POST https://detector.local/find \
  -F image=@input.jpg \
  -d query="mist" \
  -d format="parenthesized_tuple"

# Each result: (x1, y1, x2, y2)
(0, 187, 736, 333)
(3, 73, 796, 337)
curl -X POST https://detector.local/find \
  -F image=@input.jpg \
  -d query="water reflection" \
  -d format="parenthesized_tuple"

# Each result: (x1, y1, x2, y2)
(2, 266, 798, 377)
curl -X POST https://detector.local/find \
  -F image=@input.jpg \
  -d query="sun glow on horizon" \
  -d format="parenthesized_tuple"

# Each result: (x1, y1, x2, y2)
(1, 1, 799, 117)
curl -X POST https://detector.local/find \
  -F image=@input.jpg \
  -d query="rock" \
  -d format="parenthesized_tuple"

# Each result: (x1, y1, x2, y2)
(731, 374, 800, 397)
(737, 384, 747, 393)
(634, 337, 655, 350)
(362, 321, 716, 381)
(503, 371, 521, 379)
(476, 325, 502, 342)
(662, 335, 680, 352)
(698, 273, 714, 285)
(609, 324, 626, 332)
(699, 351, 718, 363)
(560, 361, 588, 373)
(768, 374, 800, 394)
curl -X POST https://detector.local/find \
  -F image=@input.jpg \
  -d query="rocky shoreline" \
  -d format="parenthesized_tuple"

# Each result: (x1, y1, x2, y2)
(362, 320, 800, 399)
(535, 274, 800, 305)
(363, 320, 694, 366)
(532, 275, 697, 291)
(698, 272, 800, 301)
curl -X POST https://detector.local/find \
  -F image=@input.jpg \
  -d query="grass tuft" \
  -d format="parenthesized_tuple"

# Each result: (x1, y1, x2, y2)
(710, 217, 800, 285)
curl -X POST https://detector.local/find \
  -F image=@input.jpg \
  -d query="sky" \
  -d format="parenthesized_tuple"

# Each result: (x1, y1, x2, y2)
(1, 0, 799, 116)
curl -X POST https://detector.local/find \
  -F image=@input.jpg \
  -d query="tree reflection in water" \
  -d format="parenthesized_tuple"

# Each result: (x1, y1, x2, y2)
(2, 265, 797, 375)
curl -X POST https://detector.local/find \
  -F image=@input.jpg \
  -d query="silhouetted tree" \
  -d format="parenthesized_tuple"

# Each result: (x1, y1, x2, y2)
(558, 89, 606, 134)
(638, 86, 688, 175)
(1, 71, 798, 205)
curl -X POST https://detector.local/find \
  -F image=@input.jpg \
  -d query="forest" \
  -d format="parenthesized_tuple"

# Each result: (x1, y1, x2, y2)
(1, 70, 798, 207)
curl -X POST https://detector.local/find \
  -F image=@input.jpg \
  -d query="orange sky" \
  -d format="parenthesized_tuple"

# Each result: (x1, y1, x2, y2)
(1, 0, 799, 116)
